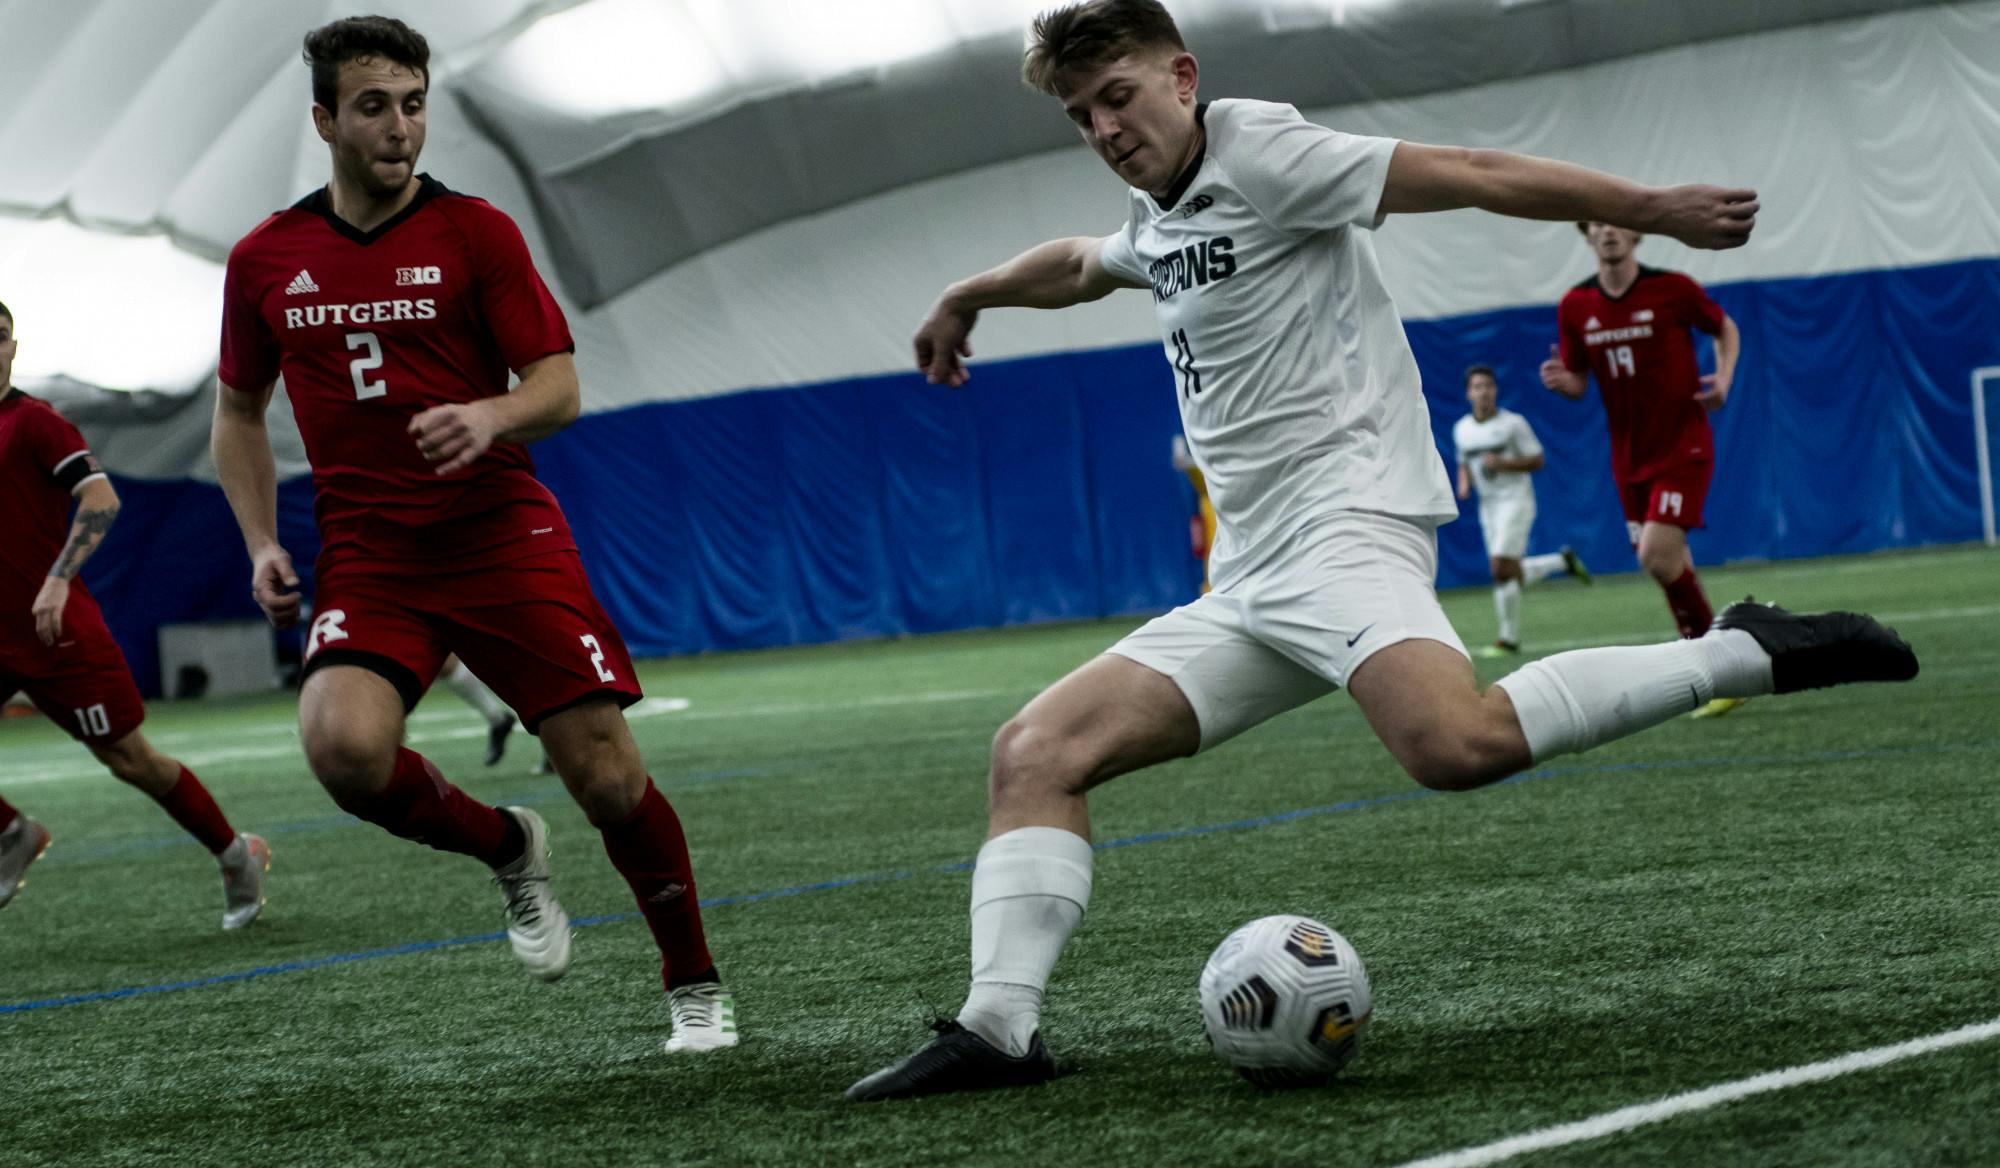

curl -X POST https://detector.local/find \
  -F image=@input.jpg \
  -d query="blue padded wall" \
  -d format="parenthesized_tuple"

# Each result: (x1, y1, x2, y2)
(83, 258, 1995, 693)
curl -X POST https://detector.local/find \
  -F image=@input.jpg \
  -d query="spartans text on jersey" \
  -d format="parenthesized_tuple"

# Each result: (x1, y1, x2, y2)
(1149, 236, 1236, 302)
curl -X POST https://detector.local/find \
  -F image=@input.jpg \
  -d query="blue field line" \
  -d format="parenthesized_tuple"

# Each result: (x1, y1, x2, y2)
(5, 738, 1993, 1016)
(40, 768, 771, 865)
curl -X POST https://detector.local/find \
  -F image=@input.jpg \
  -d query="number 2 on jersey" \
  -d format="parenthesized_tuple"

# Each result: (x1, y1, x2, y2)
(346, 331, 387, 400)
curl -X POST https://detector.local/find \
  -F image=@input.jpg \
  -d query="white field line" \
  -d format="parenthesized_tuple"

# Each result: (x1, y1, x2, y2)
(3, 600, 1993, 788)
(0, 689, 1029, 786)
(1390, 1015, 2000, 1168)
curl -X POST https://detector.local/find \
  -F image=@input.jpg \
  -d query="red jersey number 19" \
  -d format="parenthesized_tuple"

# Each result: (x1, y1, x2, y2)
(347, 332, 386, 400)
(1606, 345, 1636, 379)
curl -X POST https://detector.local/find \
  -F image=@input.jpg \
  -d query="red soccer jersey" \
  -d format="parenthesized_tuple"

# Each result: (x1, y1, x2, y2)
(219, 175, 578, 569)
(0, 391, 107, 650)
(1556, 266, 1727, 483)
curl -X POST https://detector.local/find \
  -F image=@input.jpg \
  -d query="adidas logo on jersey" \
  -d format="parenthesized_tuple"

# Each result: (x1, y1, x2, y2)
(285, 270, 320, 296)
(1584, 315, 1601, 330)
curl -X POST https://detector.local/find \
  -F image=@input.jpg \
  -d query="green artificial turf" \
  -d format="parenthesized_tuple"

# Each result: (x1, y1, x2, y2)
(3, 543, 1995, 1167)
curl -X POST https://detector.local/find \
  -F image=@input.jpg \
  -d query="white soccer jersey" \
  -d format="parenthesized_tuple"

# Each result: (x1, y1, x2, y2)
(1451, 408, 1543, 506)
(1098, 99, 1455, 587)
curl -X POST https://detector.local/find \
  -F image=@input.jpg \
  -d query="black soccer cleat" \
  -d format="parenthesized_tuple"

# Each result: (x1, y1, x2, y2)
(845, 1019, 1057, 1102)
(485, 712, 517, 767)
(1713, 597, 1918, 694)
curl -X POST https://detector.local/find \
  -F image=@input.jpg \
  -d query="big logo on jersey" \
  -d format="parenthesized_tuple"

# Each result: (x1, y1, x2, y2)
(1149, 236, 1236, 303)
(283, 299, 438, 329)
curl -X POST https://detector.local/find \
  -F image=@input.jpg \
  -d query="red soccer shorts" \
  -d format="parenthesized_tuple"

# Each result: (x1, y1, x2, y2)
(1619, 460, 1713, 543)
(301, 550, 642, 732)
(0, 594, 146, 744)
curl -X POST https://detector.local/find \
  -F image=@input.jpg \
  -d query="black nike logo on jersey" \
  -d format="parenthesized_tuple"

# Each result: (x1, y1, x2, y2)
(1346, 624, 1376, 648)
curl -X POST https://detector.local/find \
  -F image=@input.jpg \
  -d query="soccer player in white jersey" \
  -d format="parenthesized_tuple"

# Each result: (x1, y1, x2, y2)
(1451, 364, 1588, 656)
(846, 0, 1917, 1101)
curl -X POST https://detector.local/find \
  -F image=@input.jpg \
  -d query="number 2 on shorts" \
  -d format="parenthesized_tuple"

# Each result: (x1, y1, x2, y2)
(580, 634, 616, 682)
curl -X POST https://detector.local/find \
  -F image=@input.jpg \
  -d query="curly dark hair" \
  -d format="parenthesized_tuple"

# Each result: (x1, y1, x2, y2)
(303, 15, 430, 110)
(1023, 0, 1186, 97)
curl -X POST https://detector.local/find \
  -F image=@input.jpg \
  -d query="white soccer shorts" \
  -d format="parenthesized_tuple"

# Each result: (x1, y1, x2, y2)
(1478, 496, 1536, 561)
(1107, 510, 1467, 752)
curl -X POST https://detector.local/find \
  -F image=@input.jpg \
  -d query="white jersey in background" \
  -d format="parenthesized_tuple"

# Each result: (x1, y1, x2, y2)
(1452, 409, 1543, 507)
(1097, 99, 1455, 589)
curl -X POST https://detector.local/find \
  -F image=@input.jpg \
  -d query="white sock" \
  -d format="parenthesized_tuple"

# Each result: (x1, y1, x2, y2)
(1493, 579, 1522, 645)
(958, 826, 1093, 1057)
(217, 834, 248, 869)
(442, 661, 510, 726)
(1521, 553, 1564, 585)
(1495, 629, 1773, 762)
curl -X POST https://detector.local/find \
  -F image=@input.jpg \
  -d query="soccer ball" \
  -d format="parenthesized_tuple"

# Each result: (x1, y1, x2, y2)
(1198, 914, 1372, 1086)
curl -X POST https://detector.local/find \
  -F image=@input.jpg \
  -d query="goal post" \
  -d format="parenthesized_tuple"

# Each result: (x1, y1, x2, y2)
(1975, 366, 1999, 546)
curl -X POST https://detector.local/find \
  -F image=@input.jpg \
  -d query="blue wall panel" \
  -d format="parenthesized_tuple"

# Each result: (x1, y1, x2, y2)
(83, 258, 1995, 694)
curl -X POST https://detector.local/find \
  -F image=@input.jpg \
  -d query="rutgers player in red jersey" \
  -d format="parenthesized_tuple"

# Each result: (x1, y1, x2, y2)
(211, 18, 734, 1052)
(0, 301, 269, 925)
(1541, 221, 1747, 716)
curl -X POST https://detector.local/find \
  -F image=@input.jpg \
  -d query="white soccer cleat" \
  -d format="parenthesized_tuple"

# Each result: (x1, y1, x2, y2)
(664, 982, 739, 1053)
(492, 807, 572, 982)
(0, 815, 54, 910)
(219, 833, 271, 930)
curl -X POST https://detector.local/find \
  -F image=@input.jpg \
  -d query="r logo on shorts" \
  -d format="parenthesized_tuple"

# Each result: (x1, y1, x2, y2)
(307, 608, 350, 658)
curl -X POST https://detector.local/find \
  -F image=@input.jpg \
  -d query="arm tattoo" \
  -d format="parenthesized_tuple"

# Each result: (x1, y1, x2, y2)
(51, 507, 118, 580)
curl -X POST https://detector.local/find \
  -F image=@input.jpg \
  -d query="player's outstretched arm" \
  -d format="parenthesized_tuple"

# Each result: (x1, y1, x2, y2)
(915, 236, 1140, 386)
(1378, 144, 1759, 250)
(212, 378, 301, 628)
(408, 352, 579, 476)
(31, 477, 121, 647)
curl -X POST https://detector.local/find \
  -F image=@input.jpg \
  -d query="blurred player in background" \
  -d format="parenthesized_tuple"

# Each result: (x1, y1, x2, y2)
(1171, 434, 1215, 591)
(210, 17, 732, 1052)
(437, 653, 517, 766)
(1541, 222, 1745, 715)
(848, 0, 1915, 1101)
(0, 301, 269, 926)
(1451, 363, 1588, 656)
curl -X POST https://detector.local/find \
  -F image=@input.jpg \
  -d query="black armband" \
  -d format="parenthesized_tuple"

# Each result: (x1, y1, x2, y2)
(50, 450, 104, 493)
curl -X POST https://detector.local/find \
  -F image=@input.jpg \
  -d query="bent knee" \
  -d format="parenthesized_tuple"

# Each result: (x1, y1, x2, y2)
(95, 744, 157, 787)
(1640, 559, 1681, 584)
(989, 717, 1096, 804)
(1393, 728, 1524, 792)
(567, 768, 646, 826)
(303, 732, 396, 803)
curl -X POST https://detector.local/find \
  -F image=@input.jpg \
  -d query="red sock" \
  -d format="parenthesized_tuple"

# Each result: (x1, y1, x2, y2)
(599, 779, 714, 990)
(152, 767, 237, 854)
(337, 749, 514, 867)
(1662, 567, 1715, 638)
(0, 794, 19, 833)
